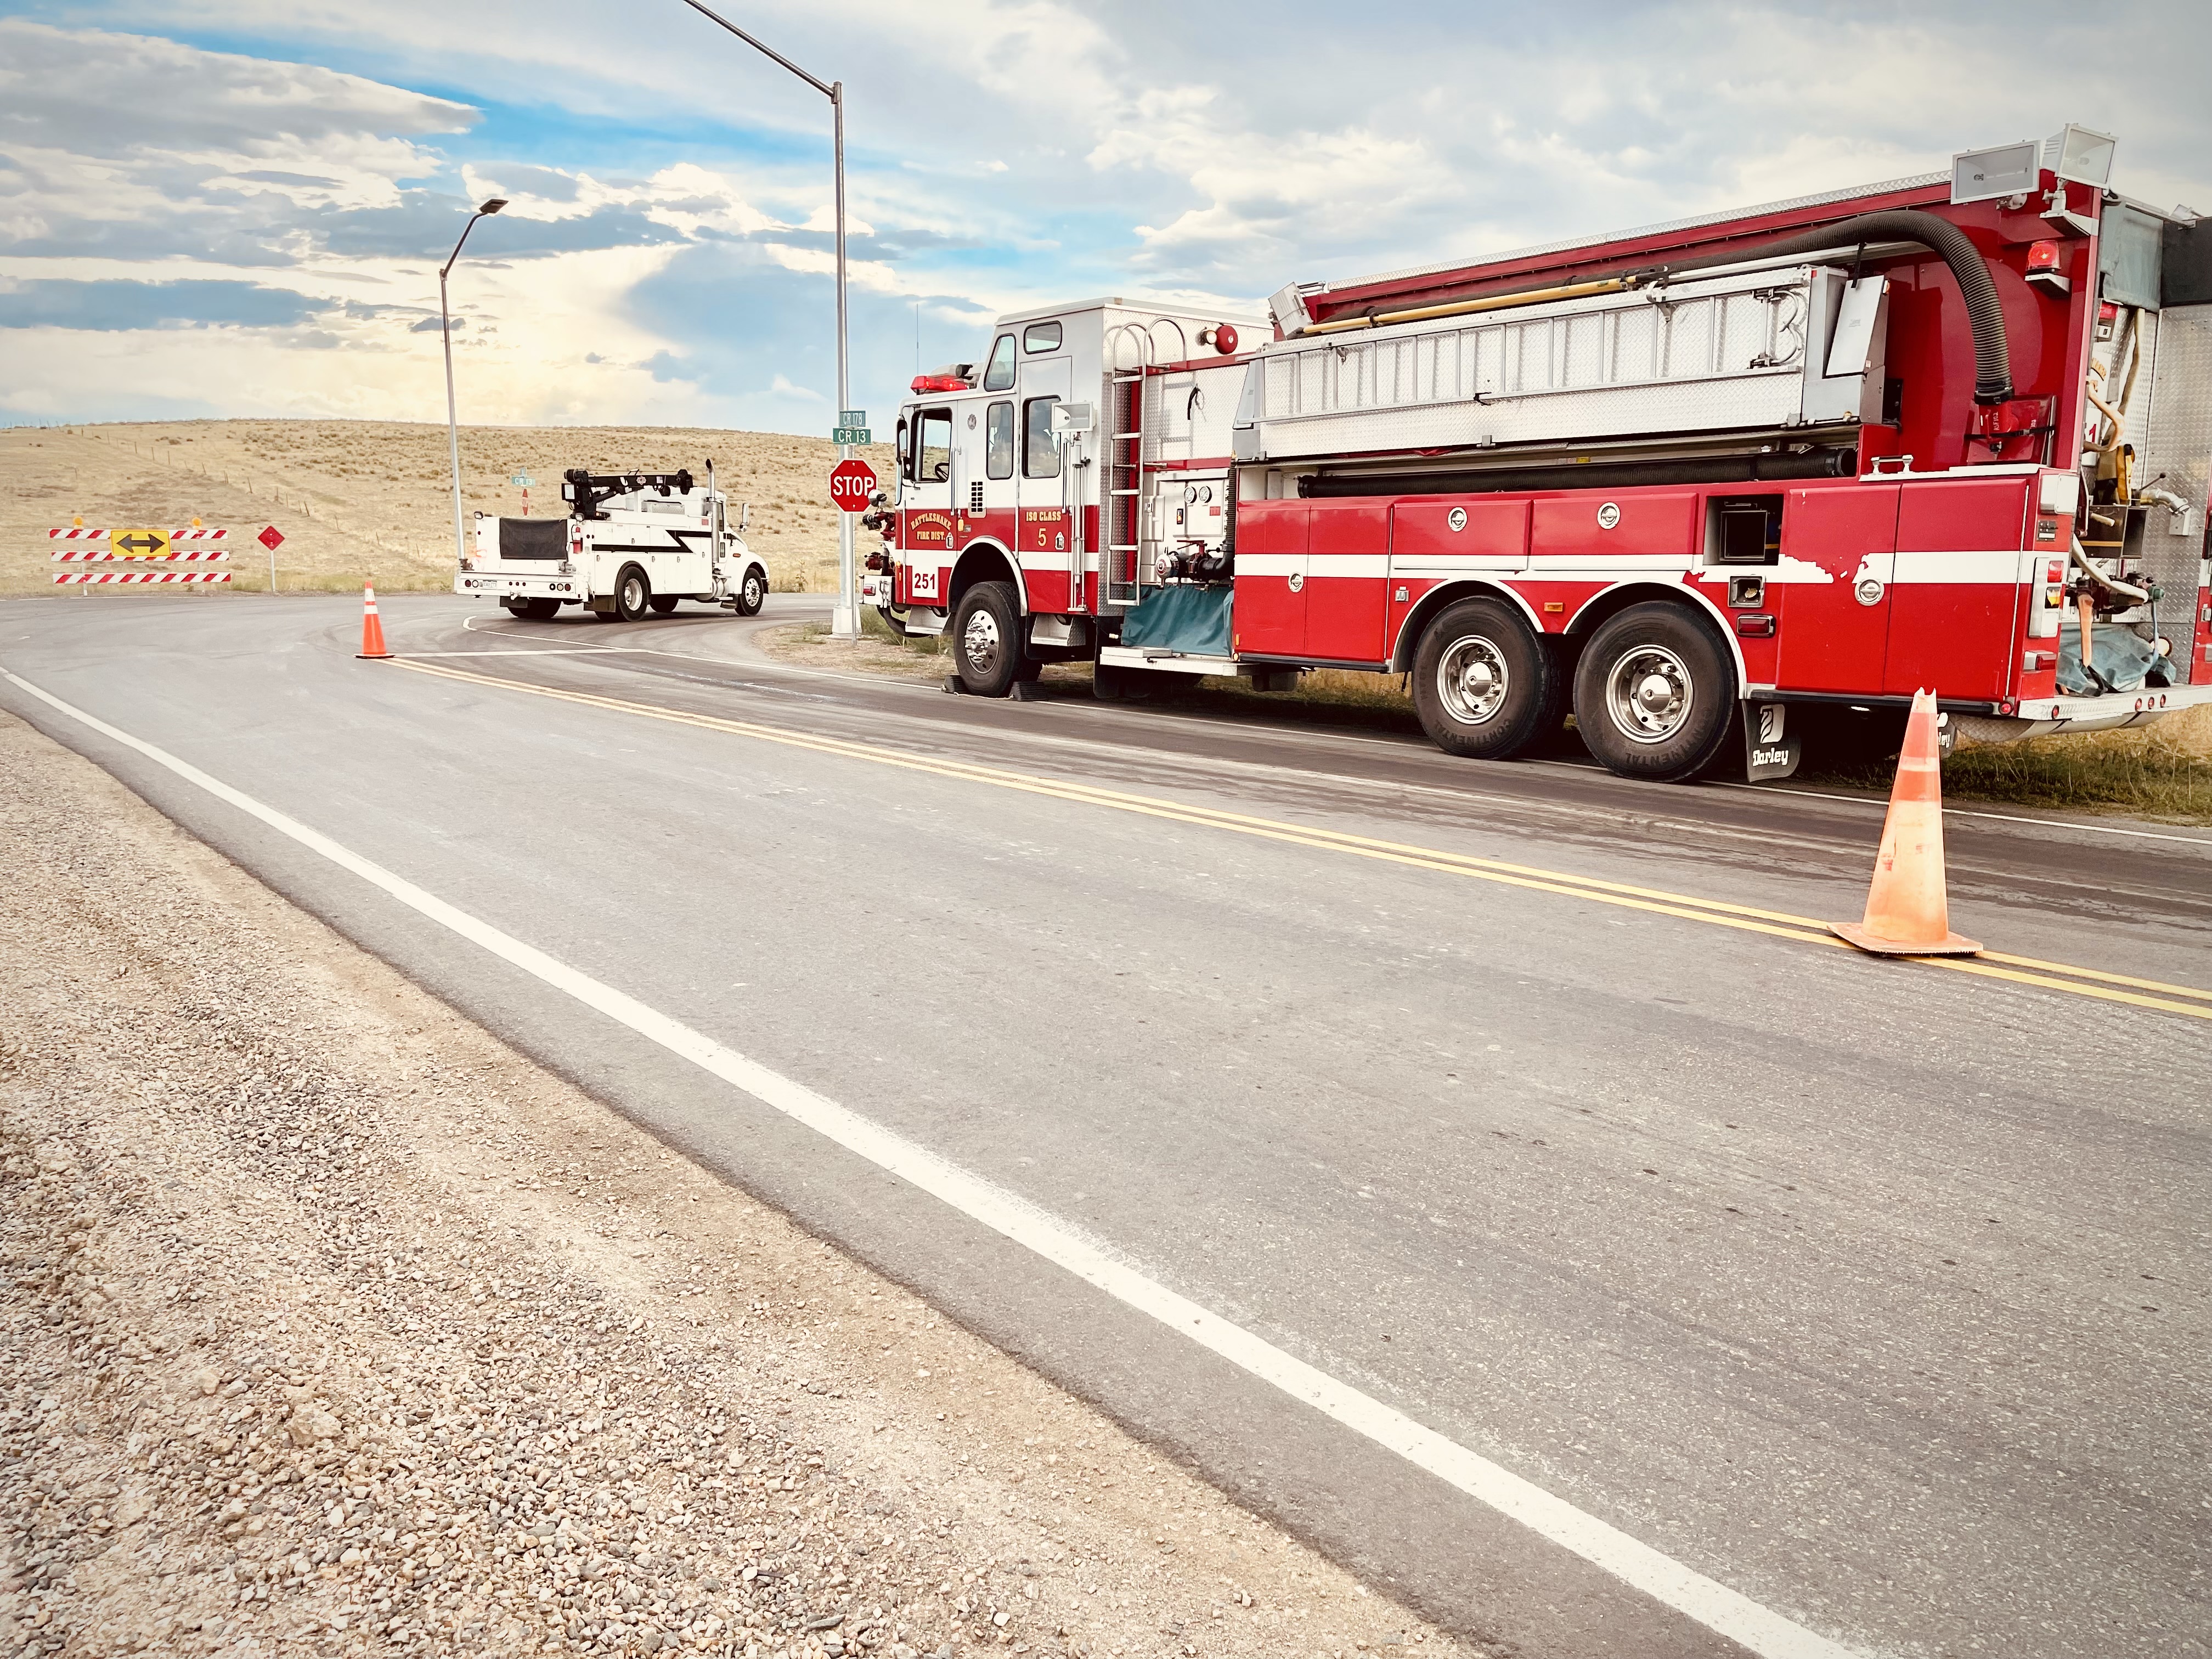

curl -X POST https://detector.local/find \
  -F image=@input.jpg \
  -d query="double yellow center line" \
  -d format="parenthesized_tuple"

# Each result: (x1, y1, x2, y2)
(393, 657, 2212, 1023)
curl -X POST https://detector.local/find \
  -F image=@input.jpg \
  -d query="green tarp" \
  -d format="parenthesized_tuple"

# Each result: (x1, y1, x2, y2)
(1120, 584, 1232, 656)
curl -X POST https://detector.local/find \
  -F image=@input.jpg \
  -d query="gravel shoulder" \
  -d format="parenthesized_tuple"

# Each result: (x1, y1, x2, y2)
(0, 709, 1455, 1659)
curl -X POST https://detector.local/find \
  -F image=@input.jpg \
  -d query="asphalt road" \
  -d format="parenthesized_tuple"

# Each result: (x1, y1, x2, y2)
(4, 591, 2207, 1659)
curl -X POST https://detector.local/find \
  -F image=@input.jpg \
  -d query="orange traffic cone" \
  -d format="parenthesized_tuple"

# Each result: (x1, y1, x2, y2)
(357, 582, 391, 660)
(1831, 688, 1979, 956)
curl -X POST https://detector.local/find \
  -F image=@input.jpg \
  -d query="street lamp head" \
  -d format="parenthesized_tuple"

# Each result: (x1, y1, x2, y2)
(478, 198, 509, 216)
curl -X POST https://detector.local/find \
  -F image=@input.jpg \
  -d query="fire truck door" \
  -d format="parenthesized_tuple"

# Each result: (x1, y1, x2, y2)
(902, 407, 955, 603)
(1774, 484, 1899, 695)
(1019, 360, 1073, 610)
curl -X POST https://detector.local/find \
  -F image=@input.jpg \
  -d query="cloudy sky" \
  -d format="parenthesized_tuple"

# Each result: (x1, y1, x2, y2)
(2, 1, 2208, 436)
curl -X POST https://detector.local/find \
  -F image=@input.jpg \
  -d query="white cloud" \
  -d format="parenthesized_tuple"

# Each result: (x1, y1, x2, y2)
(6, 1, 2209, 431)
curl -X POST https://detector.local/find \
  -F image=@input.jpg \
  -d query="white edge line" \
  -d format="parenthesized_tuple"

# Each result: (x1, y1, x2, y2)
(0, 661, 1861, 1659)
(1711, 779, 2212, 846)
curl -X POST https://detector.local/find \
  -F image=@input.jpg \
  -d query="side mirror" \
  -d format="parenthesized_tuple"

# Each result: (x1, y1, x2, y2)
(739, 502, 751, 531)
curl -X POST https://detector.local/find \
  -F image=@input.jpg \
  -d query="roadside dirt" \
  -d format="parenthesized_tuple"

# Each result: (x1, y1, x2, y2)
(0, 709, 1459, 1659)
(751, 625, 1088, 690)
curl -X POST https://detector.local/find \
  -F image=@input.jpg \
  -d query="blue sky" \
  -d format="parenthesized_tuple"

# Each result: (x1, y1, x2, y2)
(3, 1, 2208, 436)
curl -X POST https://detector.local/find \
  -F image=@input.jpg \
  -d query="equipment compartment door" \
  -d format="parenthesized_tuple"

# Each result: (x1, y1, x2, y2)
(1301, 501, 1390, 664)
(1885, 477, 2032, 701)
(1232, 501, 1307, 657)
(671, 519, 713, 595)
(1774, 484, 1899, 695)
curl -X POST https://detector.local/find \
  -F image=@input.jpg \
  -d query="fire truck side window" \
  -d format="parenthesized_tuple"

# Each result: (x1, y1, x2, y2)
(985, 402, 1014, 480)
(1023, 320, 1062, 353)
(1023, 397, 1060, 479)
(981, 335, 1017, 392)
(914, 409, 952, 483)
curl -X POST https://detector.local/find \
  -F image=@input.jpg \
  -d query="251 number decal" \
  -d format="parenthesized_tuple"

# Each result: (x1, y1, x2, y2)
(910, 567, 940, 599)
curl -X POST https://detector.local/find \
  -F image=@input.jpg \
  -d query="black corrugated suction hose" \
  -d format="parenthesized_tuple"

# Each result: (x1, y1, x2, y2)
(1663, 209, 2015, 404)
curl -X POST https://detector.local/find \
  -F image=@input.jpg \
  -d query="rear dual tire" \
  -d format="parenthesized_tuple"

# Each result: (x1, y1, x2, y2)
(1571, 603, 1735, 782)
(1411, 595, 1735, 782)
(596, 563, 651, 624)
(1411, 598, 1560, 760)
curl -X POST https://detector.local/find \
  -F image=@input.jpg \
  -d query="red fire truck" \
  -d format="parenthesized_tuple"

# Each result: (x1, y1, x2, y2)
(866, 126, 2212, 781)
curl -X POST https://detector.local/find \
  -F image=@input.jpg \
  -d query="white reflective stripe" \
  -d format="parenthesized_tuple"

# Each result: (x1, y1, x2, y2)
(1256, 552, 2029, 585)
(1889, 549, 2026, 583)
(1304, 553, 1390, 577)
(1389, 557, 1530, 573)
(1520, 560, 1694, 577)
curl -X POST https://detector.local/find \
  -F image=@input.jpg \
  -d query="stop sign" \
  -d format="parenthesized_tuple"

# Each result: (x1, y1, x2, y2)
(828, 458, 877, 512)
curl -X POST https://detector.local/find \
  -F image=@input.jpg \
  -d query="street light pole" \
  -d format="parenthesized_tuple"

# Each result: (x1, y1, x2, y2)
(676, 1, 858, 639)
(832, 80, 854, 640)
(441, 198, 507, 571)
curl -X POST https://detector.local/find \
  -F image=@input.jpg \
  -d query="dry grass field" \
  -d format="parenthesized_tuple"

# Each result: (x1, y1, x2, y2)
(1, 421, 894, 598)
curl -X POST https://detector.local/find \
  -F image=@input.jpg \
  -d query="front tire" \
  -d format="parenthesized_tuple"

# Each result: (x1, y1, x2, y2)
(735, 567, 766, 616)
(950, 580, 1025, 697)
(1411, 597, 1559, 759)
(1572, 602, 1735, 782)
(611, 563, 651, 623)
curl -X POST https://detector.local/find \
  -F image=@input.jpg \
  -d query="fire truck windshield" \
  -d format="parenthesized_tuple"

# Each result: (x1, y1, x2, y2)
(981, 335, 1016, 391)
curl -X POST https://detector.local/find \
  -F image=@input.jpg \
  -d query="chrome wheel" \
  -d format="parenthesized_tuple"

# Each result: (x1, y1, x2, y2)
(622, 574, 645, 613)
(1605, 644, 1694, 745)
(962, 606, 1003, 677)
(1436, 635, 1509, 726)
(742, 572, 765, 611)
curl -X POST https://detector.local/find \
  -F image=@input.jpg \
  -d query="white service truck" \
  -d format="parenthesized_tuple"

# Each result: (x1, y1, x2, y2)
(455, 465, 770, 622)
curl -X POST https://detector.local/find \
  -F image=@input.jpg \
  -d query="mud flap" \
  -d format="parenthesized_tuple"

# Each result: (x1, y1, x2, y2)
(1742, 701, 1803, 781)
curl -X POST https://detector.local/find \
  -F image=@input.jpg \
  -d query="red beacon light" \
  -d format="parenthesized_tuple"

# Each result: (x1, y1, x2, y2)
(911, 373, 969, 393)
(2024, 240, 2070, 297)
(1198, 323, 1239, 356)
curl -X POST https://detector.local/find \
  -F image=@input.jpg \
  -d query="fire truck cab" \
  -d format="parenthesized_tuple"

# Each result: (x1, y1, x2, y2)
(873, 300, 1262, 691)
(871, 127, 2212, 782)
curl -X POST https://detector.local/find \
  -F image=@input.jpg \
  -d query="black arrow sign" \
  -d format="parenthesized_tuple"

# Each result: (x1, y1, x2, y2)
(115, 532, 167, 555)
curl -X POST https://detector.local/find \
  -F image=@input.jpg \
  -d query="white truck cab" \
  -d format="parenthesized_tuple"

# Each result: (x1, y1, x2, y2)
(455, 465, 770, 623)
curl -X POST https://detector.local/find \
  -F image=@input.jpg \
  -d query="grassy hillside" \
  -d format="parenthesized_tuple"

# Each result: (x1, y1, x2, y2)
(1, 420, 893, 597)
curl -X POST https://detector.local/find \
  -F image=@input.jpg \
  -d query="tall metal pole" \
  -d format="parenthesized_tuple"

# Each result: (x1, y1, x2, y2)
(439, 201, 504, 570)
(832, 81, 856, 638)
(441, 259, 465, 569)
(676, 0, 857, 640)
